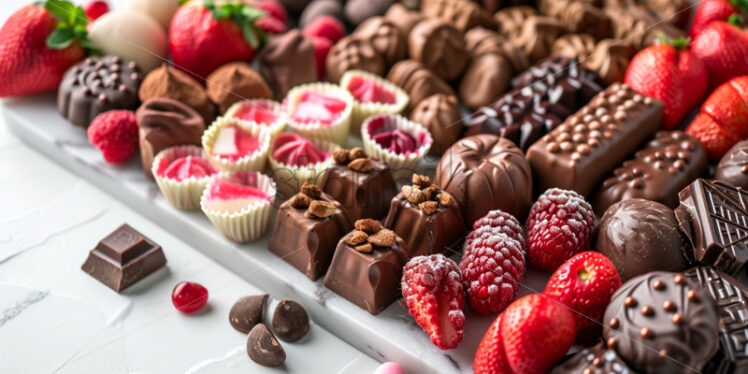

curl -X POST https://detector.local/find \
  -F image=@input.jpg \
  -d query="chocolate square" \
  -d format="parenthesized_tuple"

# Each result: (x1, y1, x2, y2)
(321, 159, 398, 223)
(81, 224, 167, 292)
(323, 231, 410, 315)
(268, 193, 352, 280)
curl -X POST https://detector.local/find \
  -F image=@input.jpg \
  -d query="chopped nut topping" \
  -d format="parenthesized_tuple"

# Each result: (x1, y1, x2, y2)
(355, 243, 373, 253)
(354, 218, 382, 233)
(301, 182, 322, 199)
(422, 185, 439, 201)
(368, 229, 396, 247)
(349, 147, 366, 160)
(412, 174, 431, 188)
(308, 200, 336, 218)
(289, 193, 311, 209)
(437, 192, 453, 207)
(348, 157, 372, 173)
(419, 201, 438, 214)
(333, 149, 349, 164)
(402, 185, 425, 204)
(345, 230, 368, 246)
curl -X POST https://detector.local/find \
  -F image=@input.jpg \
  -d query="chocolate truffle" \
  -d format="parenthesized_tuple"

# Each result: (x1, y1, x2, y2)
(259, 30, 317, 99)
(585, 39, 636, 85)
(58, 56, 143, 128)
(386, 60, 455, 113)
(271, 299, 309, 342)
(675, 179, 748, 276)
(277, 0, 311, 13)
(138, 64, 215, 123)
(352, 17, 407, 68)
(715, 140, 748, 189)
(596, 199, 688, 282)
(323, 220, 411, 315)
(230, 294, 268, 333)
(299, 0, 344, 28)
(607, 5, 685, 51)
(420, 0, 496, 32)
(206, 62, 272, 114)
(646, 0, 692, 29)
(435, 135, 533, 226)
(551, 33, 596, 60)
(550, 343, 634, 374)
(495, 6, 537, 41)
(383, 4, 423, 37)
(511, 15, 567, 63)
(344, 0, 392, 26)
(320, 148, 398, 223)
(603, 272, 719, 374)
(268, 187, 352, 280)
(409, 94, 463, 156)
(408, 19, 468, 82)
(538, 0, 612, 40)
(326, 36, 386, 84)
(247, 323, 285, 367)
(136, 98, 205, 178)
(383, 175, 465, 257)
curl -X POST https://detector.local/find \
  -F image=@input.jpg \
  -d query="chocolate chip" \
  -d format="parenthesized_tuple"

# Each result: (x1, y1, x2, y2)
(229, 294, 268, 333)
(348, 147, 366, 160)
(355, 243, 373, 253)
(289, 194, 311, 209)
(301, 182, 322, 199)
(437, 192, 453, 207)
(272, 300, 310, 342)
(412, 174, 431, 188)
(247, 323, 285, 367)
(345, 230, 369, 246)
(354, 219, 382, 233)
(419, 201, 438, 214)
(333, 149, 350, 164)
(348, 157, 372, 173)
(308, 200, 336, 218)
(368, 228, 395, 247)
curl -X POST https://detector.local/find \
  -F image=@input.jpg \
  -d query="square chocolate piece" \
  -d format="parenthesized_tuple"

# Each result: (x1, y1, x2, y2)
(268, 192, 352, 280)
(321, 157, 397, 223)
(81, 224, 167, 292)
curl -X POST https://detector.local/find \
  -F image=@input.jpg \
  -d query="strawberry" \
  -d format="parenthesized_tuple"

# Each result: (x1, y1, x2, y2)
(692, 17, 748, 89)
(473, 315, 514, 374)
(169, 1, 265, 80)
(0, 0, 95, 97)
(543, 251, 621, 345)
(83, 0, 109, 21)
(255, 0, 287, 25)
(500, 294, 576, 374)
(624, 38, 708, 129)
(690, 0, 747, 38)
(310, 36, 333, 80)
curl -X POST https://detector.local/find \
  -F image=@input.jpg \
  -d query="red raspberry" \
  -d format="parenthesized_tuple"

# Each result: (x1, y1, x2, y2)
(87, 110, 139, 163)
(302, 16, 345, 44)
(525, 188, 595, 272)
(310, 36, 332, 80)
(84, 0, 109, 21)
(401, 254, 465, 350)
(255, 16, 287, 35)
(472, 209, 527, 253)
(256, 0, 287, 24)
(459, 227, 525, 316)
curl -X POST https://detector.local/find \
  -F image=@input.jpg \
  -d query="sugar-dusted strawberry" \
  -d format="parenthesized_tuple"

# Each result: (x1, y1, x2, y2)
(83, 0, 108, 21)
(303, 15, 345, 44)
(686, 76, 748, 160)
(543, 251, 621, 345)
(624, 38, 708, 129)
(525, 188, 595, 272)
(169, 1, 264, 79)
(87, 110, 139, 163)
(692, 17, 748, 89)
(474, 314, 513, 374)
(690, 0, 747, 38)
(0, 0, 95, 97)
(500, 294, 576, 374)
(310, 36, 332, 80)
(401, 254, 465, 350)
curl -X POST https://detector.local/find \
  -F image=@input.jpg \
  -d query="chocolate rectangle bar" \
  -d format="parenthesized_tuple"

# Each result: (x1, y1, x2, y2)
(592, 131, 708, 216)
(321, 158, 398, 223)
(526, 83, 663, 197)
(82, 224, 167, 292)
(675, 179, 748, 275)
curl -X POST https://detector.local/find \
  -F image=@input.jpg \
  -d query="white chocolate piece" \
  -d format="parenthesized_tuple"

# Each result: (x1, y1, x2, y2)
(88, 11, 168, 72)
(124, 0, 180, 31)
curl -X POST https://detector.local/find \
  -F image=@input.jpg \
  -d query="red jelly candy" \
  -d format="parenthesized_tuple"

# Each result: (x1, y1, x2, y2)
(172, 281, 209, 313)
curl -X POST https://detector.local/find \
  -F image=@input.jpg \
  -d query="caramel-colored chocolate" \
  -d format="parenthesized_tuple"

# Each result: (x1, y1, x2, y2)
(408, 19, 468, 81)
(326, 36, 386, 84)
(321, 158, 397, 223)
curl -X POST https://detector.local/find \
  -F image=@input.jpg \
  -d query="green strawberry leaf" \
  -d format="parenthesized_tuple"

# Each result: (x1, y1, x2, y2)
(728, 14, 746, 27)
(240, 22, 260, 49)
(46, 27, 76, 49)
(179, 0, 190, 5)
(204, 1, 267, 49)
(44, 0, 74, 22)
(730, 0, 748, 13)
(42, 0, 101, 54)
(241, 7, 265, 21)
(671, 37, 691, 48)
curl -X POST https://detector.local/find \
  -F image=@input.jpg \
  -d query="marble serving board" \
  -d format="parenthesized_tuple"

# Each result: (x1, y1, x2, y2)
(2, 94, 552, 374)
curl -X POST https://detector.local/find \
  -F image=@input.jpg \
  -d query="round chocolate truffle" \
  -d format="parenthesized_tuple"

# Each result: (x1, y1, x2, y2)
(326, 36, 386, 84)
(383, 4, 424, 37)
(206, 62, 272, 114)
(715, 140, 748, 189)
(259, 30, 317, 99)
(277, 0, 311, 13)
(386, 60, 455, 113)
(409, 94, 463, 156)
(408, 19, 468, 81)
(353, 16, 407, 67)
(58, 55, 143, 128)
(435, 135, 533, 226)
(138, 64, 215, 123)
(299, 0, 344, 28)
(596, 199, 688, 282)
(460, 28, 518, 110)
(343, 0, 392, 26)
(603, 272, 719, 374)
(550, 343, 633, 374)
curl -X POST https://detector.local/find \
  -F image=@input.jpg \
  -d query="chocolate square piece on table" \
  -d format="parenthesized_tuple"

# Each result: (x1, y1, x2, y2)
(81, 224, 167, 292)
(323, 220, 411, 315)
(321, 148, 398, 224)
(383, 174, 465, 257)
(268, 183, 352, 280)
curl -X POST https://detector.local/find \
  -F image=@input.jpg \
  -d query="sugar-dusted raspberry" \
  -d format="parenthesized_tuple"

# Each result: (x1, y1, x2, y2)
(401, 254, 465, 350)
(472, 209, 526, 253)
(459, 228, 526, 315)
(302, 16, 345, 44)
(87, 110, 139, 163)
(525, 188, 595, 272)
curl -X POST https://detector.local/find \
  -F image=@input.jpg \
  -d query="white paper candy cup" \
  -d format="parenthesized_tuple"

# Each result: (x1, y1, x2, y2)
(223, 99, 286, 139)
(361, 114, 433, 180)
(202, 116, 271, 172)
(283, 82, 354, 147)
(340, 70, 409, 136)
(152, 145, 215, 211)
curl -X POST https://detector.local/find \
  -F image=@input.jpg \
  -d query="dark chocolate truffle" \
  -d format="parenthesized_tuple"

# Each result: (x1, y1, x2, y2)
(299, 0, 344, 28)
(386, 60, 455, 113)
(58, 56, 143, 128)
(259, 30, 317, 99)
(205, 62, 272, 114)
(271, 299, 309, 342)
(603, 272, 719, 374)
(715, 140, 748, 189)
(409, 94, 463, 156)
(138, 64, 215, 123)
(229, 294, 268, 333)
(550, 343, 633, 374)
(343, 0, 392, 26)
(383, 4, 423, 37)
(435, 135, 533, 226)
(408, 19, 468, 81)
(596, 199, 688, 282)
(420, 0, 496, 32)
(352, 16, 407, 67)
(326, 36, 386, 84)
(277, 0, 311, 13)
(247, 323, 285, 367)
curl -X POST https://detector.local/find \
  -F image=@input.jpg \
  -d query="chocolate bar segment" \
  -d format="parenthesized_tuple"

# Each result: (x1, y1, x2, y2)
(593, 130, 708, 216)
(321, 157, 397, 223)
(526, 83, 663, 197)
(675, 179, 748, 276)
(81, 224, 166, 292)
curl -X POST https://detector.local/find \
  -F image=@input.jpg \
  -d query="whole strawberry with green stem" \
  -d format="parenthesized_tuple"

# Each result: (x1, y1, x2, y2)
(624, 38, 708, 129)
(690, 0, 747, 38)
(169, 1, 265, 80)
(0, 0, 96, 97)
(692, 15, 748, 90)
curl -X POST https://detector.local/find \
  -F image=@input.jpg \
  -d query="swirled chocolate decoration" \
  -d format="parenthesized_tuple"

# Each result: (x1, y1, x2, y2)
(326, 36, 386, 84)
(408, 18, 468, 82)
(585, 39, 636, 85)
(511, 15, 567, 63)
(386, 60, 455, 113)
(551, 33, 596, 60)
(606, 4, 685, 51)
(539, 0, 613, 40)
(420, 0, 496, 32)
(715, 140, 748, 189)
(495, 6, 537, 41)
(353, 16, 407, 68)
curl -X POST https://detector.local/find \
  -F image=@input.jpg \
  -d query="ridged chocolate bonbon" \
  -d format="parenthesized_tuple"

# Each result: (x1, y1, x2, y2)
(352, 17, 407, 68)
(538, 0, 612, 40)
(326, 36, 386, 84)
(407, 19, 468, 82)
(527, 83, 662, 197)
(550, 343, 633, 374)
(420, 0, 496, 32)
(386, 60, 455, 113)
(409, 94, 463, 156)
(715, 140, 748, 189)
(259, 30, 317, 99)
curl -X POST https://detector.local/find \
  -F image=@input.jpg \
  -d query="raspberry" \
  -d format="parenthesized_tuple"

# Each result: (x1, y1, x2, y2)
(256, 16, 287, 35)
(302, 16, 345, 44)
(525, 188, 595, 272)
(84, 0, 109, 21)
(310, 36, 333, 80)
(401, 254, 465, 350)
(472, 209, 527, 253)
(459, 227, 526, 315)
(87, 110, 139, 163)
(255, 0, 287, 24)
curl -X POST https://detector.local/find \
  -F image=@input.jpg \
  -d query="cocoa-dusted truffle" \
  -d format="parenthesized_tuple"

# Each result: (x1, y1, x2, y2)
(410, 94, 463, 156)
(326, 36, 386, 84)
(511, 15, 567, 63)
(259, 30, 317, 99)
(435, 135, 533, 225)
(539, 0, 612, 40)
(596, 199, 688, 282)
(344, 0, 392, 26)
(136, 98, 205, 178)
(352, 17, 407, 68)
(420, 0, 496, 32)
(206, 62, 272, 114)
(386, 60, 455, 113)
(714, 140, 748, 189)
(383, 4, 423, 37)
(408, 19, 468, 81)
(138, 64, 215, 123)
(299, 0, 344, 28)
